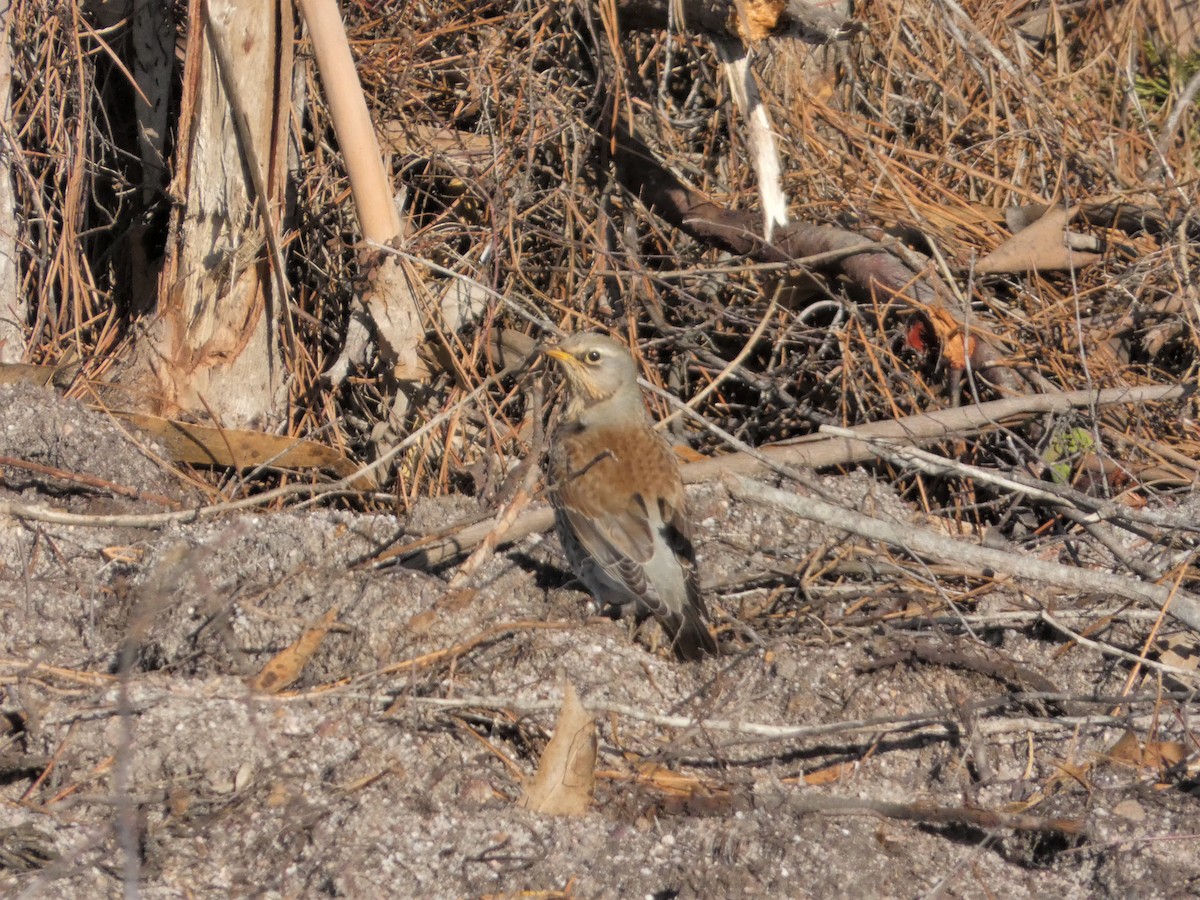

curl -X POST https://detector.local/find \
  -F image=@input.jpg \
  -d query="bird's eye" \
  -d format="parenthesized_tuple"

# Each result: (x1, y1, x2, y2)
(585, 349, 602, 363)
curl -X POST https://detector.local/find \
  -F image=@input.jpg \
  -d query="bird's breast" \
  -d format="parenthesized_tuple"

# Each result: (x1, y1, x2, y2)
(549, 423, 682, 516)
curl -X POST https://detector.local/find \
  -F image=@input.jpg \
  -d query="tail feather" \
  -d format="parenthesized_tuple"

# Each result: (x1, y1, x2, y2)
(665, 606, 719, 661)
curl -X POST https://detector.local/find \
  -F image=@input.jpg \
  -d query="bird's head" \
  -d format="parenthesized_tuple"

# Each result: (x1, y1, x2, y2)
(544, 333, 641, 410)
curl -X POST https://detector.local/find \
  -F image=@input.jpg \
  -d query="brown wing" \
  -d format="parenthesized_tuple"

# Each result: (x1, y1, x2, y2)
(549, 423, 659, 601)
(550, 423, 717, 659)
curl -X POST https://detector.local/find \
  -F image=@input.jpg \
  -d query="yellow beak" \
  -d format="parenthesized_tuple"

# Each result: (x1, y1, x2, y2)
(544, 347, 576, 366)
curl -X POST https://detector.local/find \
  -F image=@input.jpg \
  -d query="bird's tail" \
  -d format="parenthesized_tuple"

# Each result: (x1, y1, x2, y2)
(668, 606, 719, 661)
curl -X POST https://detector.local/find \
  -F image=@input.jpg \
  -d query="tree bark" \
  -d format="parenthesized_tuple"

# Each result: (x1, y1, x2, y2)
(0, 0, 23, 363)
(126, 0, 291, 426)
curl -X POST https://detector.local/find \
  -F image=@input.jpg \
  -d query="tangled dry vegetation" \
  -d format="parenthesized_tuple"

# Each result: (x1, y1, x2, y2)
(3, 0, 1200, 896)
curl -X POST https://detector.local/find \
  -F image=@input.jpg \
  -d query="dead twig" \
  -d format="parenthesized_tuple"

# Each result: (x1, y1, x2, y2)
(816, 422, 1200, 537)
(0, 456, 182, 507)
(724, 475, 1200, 634)
(385, 383, 1192, 569)
(682, 383, 1191, 481)
(1039, 612, 1200, 682)
(290, 620, 575, 697)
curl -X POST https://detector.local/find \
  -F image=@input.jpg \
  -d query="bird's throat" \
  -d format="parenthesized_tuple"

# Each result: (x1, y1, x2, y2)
(565, 385, 647, 429)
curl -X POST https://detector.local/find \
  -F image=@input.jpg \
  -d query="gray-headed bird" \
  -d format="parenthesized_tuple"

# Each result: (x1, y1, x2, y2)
(544, 333, 718, 661)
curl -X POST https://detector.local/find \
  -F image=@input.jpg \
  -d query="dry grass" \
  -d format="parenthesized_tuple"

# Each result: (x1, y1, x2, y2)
(6, 0, 1199, 524)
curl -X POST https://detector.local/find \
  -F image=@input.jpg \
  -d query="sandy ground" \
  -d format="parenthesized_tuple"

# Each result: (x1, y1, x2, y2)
(2, 382, 1199, 898)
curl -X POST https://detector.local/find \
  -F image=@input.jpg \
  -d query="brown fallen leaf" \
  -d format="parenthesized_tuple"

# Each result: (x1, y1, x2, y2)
(976, 205, 1102, 274)
(250, 607, 340, 694)
(518, 681, 596, 816)
(1103, 732, 1142, 766)
(905, 305, 977, 370)
(0, 363, 58, 386)
(1144, 740, 1188, 770)
(803, 760, 856, 785)
(0, 369, 370, 485)
(1105, 730, 1187, 772)
(672, 444, 708, 464)
(405, 609, 439, 635)
(114, 411, 373, 487)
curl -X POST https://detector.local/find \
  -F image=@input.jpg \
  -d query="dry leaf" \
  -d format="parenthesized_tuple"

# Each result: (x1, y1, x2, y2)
(1144, 740, 1188, 770)
(250, 607, 339, 693)
(1105, 731, 1187, 772)
(518, 681, 596, 816)
(116, 411, 372, 486)
(729, 0, 788, 42)
(434, 588, 477, 612)
(906, 305, 976, 370)
(0, 384, 370, 485)
(405, 609, 439, 634)
(803, 761, 854, 785)
(1106, 732, 1144, 767)
(672, 444, 707, 464)
(976, 206, 1101, 274)
(1157, 634, 1200, 672)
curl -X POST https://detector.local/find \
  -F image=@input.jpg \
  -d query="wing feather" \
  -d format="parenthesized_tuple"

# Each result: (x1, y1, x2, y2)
(549, 421, 717, 658)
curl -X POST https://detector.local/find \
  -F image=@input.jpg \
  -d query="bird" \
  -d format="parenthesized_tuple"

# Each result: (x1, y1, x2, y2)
(543, 332, 718, 661)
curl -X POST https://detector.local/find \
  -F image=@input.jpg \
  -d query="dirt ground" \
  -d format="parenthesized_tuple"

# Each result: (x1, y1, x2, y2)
(2, 382, 1199, 899)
